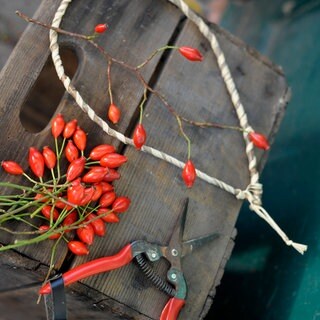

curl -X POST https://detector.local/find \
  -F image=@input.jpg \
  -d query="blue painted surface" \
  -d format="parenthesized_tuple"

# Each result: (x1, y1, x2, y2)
(206, 1, 320, 319)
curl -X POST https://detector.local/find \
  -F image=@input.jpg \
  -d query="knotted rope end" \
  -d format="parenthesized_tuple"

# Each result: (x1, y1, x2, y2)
(236, 185, 308, 255)
(287, 241, 308, 255)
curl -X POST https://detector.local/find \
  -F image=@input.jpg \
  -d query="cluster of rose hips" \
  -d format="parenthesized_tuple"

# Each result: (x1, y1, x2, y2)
(1, 114, 130, 256)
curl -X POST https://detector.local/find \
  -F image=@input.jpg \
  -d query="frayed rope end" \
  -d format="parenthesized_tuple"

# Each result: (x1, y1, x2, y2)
(236, 186, 308, 255)
(286, 240, 308, 255)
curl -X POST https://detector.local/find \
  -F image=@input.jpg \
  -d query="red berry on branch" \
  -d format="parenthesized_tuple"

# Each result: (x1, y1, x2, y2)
(39, 225, 60, 240)
(89, 144, 116, 160)
(108, 103, 121, 124)
(133, 124, 146, 149)
(62, 211, 78, 231)
(100, 153, 127, 168)
(71, 177, 81, 186)
(41, 205, 60, 221)
(67, 184, 85, 205)
(79, 187, 95, 206)
(55, 199, 73, 211)
(104, 212, 120, 223)
(82, 167, 109, 183)
(66, 157, 86, 181)
(68, 241, 89, 255)
(178, 46, 203, 62)
(112, 196, 131, 213)
(77, 224, 95, 245)
(103, 168, 120, 182)
(73, 127, 87, 151)
(1, 161, 24, 175)
(42, 146, 56, 169)
(99, 191, 116, 208)
(97, 209, 120, 223)
(51, 113, 65, 138)
(65, 140, 79, 162)
(94, 23, 108, 34)
(182, 160, 196, 188)
(86, 213, 106, 237)
(63, 119, 78, 139)
(34, 193, 48, 203)
(99, 181, 114, 193)
(91, 183, 103, 201)
(248, 132, 270, 150)
(29, 147, 45, 178)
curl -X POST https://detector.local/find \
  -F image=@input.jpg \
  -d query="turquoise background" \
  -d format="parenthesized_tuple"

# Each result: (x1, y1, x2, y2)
(206, 1, 320, 319)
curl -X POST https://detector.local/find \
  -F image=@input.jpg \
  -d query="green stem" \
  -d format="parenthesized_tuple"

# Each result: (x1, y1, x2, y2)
(107, 60, 113, 104)
(85, 161, 100, 167)
(0, 205, 115, 251)
(54, 138, 61, 182)
(0, 181, 37, 193)
(58, 138, 66, 158)
(0, 200, 29, 206)
(0, 231, 58, 251)
(45, 234, 64, 281)
(30, 202, 47, 218)
(14, 216, 39, 229)
(176, 116, 191, 160)
(136, 45, 179, 69)
(51, 168, 57, 190)
(2, 211, 44, 226)
(0, 193, 26, 199)
(22, 173, 63, 189)
(0, 196, 50, 221)
(139, 88, 148, 124)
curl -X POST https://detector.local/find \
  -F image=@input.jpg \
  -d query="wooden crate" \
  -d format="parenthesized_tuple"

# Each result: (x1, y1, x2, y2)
(0, 0, 288, 319)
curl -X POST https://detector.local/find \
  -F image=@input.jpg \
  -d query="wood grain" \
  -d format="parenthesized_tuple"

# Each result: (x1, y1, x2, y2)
(73, 12, 288, 320)
(0, 0, 182, 264)
(0, 249, 150, 320)
(0, 0, 289, 319)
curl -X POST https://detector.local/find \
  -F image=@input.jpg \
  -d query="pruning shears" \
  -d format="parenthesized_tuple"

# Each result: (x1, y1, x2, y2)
(40, 198, 219, 320)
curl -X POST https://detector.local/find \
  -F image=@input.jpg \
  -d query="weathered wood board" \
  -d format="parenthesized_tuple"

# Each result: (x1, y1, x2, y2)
(0, 249, 148, 320)
(0, 0, 289, 319)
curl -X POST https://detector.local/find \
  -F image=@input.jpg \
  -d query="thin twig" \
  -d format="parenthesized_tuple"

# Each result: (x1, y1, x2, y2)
(16, 10, 243, 132)
(107, 60, 113, 104)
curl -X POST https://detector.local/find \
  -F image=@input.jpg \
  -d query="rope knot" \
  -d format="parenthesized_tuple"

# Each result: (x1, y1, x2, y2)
(235, 183, 263, 206)
(286, 240, 293, 247)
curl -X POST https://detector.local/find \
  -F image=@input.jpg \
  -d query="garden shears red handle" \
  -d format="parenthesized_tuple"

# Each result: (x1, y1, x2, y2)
(40, 198, 219, 320)
(160, 298, 185, 320)
(40, 241, 186, 320)
(40, 244, 133, 294)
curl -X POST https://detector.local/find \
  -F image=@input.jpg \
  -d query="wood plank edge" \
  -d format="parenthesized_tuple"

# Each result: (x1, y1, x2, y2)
(0, 248, 153, 319)
(258, 86, 291, 172)
(70, 282, 153, 320)
(208, 23, 284, 76)
(199, 228, 237, 319)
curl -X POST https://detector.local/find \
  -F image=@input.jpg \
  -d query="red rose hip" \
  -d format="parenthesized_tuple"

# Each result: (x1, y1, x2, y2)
(182, 160, 196, 188)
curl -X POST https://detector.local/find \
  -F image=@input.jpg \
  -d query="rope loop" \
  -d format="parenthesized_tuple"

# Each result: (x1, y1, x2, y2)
(48, 0, 307, 254)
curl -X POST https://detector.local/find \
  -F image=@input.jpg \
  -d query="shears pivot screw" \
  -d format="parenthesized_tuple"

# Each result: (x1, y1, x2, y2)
(148, 250, 159, 260)
(171, 249, 178, 256)
(170, 273, 177, 280)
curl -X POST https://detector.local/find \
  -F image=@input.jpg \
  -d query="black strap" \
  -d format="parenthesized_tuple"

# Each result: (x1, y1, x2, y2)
(50, 275, 67, 320)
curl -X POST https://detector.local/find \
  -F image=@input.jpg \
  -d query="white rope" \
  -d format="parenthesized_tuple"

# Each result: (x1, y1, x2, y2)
(49, 0, 307, 254)
(235, 185, 306, 254)
(168, 0, 259, 186)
